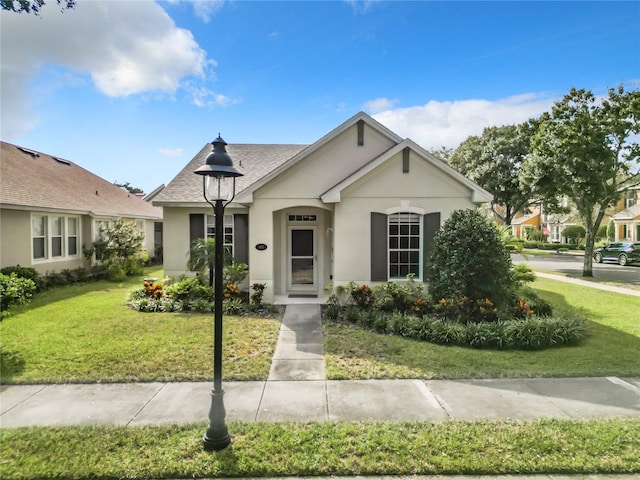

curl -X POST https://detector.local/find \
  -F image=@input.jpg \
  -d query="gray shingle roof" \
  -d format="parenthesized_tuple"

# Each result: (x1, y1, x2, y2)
(0, 142, 161, 219)
(153, 143, 309, 205)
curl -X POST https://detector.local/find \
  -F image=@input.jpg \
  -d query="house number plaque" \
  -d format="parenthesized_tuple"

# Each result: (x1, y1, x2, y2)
(255, 243, 268, 251)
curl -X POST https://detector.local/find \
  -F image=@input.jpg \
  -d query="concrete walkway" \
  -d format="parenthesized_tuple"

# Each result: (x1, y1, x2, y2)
(2, 305, 640, 428)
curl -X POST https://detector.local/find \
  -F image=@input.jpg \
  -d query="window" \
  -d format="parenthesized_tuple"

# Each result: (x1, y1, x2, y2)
(388, 212, 421, 279)
(624, 191, 637, 209)
(51, 216, 64, 257)
(206, 214, 233, 257)
(67, 218, 78, 256)
(32, 215, 47, 259)
(31, 214, 80, 262)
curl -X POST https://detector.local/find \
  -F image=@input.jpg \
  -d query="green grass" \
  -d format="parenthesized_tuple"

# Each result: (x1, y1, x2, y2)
(324, 276, 640, 379)
(0, 269, 281, 384)
(1, 419, 638, 479)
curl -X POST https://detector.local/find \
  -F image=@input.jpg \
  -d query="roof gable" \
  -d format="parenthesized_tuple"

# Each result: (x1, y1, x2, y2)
(234, 112, 402, 203)
(0, 142, 161, 219)
(320, 139, 493, 204)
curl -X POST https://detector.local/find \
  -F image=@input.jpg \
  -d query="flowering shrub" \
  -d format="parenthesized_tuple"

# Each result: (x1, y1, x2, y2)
(512, 297, 535, 319)
(143, 280, 163, 299)
(224, 283, 241, 299)
(347, 282, 374, 310)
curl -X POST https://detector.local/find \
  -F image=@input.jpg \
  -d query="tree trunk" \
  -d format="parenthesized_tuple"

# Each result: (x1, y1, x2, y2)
(581, 208, 606, 278)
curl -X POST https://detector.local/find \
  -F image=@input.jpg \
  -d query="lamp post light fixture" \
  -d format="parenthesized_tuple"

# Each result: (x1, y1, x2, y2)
(194, 134, 243, 451)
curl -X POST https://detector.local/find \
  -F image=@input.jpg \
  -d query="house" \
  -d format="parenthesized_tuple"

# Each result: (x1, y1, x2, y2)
(612, 181, 640, 242)
(153, 112, 493, 303)
(0, 141, 162, 274)
(510, 208, 541, 240)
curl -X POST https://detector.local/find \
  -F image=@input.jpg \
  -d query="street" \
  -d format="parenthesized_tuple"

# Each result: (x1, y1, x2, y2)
(512, 253, 640, 286)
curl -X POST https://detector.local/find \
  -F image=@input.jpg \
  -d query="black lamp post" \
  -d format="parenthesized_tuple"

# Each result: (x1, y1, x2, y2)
(194, 135, 243, 451)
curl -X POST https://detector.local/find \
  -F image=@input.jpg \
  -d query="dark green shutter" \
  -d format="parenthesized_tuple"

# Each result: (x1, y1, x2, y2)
(371, 212, 388, 281)
(423, 212, 440, 275)
(234, 214, 249, 264)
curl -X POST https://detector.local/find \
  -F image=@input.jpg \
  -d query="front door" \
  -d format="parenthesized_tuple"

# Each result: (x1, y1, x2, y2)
(289, 227, 316, 291)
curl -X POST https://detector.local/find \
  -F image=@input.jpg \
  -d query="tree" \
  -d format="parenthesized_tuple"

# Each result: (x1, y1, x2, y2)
(1, 0, 75, 14)
(90, 219, 146, 280)
(114, 181, 144, 195)
(428, 146, 453, 163)
(448, 123, 534, 225)
(425, 209, 513, 310)
(522, 86, 640, 277)
(562, 225, 586, 244)
(188, 237, 216, 287)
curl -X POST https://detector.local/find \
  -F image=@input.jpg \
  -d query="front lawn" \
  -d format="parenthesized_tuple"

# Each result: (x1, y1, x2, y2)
(2, 271, 639, 384)
(1, 419, 638, 479)
(324, 276, 640, 379)
(0, 269, 281, 384)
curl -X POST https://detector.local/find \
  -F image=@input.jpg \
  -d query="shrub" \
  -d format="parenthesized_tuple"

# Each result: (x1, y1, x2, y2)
(0, 273, 37, 314)
(223, 263, 249, 287)
(250, 283, 266, 309)
(0, 266, 43, 291)
(223, 297, 243, 315)
(426, 209, 513, 311)
(562, 225, 586, 244)
(347, 282, 374, 310)
(164, 277, 213, 304)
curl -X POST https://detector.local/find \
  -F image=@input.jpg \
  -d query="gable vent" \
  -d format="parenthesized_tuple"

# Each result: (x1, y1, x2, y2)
(357, 119, 364, 146)
(17, 147, 40, 158)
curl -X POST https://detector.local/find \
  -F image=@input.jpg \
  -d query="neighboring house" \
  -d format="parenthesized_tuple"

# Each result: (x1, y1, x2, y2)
(612, 181, 640, 242)
(0, 142, 162, 274)
(510, 208, 541, 239)
(154, 112, 492, 303)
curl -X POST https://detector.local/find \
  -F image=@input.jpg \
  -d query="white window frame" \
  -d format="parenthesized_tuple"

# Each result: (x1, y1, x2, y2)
(32, 215, 47, 260)
(31, 214, 81, 263)
(67, 217, 79, 256)
(206, 214, 234, 258)
(387, 212, 423, 281)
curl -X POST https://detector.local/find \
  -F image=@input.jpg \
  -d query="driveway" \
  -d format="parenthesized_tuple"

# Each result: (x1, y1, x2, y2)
(512, 253, 640, 286)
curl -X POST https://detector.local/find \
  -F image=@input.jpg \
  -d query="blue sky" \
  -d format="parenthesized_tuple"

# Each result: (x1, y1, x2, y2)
(1, 0, 638, 193)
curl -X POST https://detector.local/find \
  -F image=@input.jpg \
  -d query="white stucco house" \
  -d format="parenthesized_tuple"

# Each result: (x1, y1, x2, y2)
(153, 112, 493, 303)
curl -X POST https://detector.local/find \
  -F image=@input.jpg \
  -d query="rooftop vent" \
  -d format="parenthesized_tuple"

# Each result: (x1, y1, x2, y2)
(17, 147, 40, 158)
(52, 156, 71, 165)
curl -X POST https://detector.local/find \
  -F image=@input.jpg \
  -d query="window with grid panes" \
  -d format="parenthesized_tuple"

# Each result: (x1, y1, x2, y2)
(388, 212, 421, 279)
(206, 214, 233, 257)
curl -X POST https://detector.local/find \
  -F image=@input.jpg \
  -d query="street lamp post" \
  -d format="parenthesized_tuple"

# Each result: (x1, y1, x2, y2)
(194, 135, 243, 451)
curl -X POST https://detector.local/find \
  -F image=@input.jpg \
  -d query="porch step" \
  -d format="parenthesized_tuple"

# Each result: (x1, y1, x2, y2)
(267, 304, 325, 381)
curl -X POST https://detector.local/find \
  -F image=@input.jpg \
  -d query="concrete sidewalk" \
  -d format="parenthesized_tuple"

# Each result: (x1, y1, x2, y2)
(2, 376, 639, 428)
(2, 304, 640, 428)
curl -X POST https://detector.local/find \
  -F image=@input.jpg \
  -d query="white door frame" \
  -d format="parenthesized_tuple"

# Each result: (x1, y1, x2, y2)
(287, 225, 317, 292)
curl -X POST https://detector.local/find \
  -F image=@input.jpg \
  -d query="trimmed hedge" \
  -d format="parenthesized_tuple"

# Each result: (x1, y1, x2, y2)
(327, 307, 588, 350)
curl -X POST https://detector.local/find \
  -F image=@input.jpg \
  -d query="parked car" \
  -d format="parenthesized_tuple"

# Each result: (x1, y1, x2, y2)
(593, 241, 640, 266)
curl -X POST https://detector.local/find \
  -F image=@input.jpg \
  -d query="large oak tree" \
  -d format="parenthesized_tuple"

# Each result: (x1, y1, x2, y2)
(449, 123, 534, 225)
(522, 86, 640, 277)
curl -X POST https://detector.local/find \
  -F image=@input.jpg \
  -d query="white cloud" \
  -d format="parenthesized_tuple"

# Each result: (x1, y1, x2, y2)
(362, 97, 398, 114)
(371, 93, 557, 150)
(345, 0, 379, 14)
(0, 0, 213, 139)
(159, 147, 183, 158)
(191, 0, 225, 23)
(186, 84, 240, 108)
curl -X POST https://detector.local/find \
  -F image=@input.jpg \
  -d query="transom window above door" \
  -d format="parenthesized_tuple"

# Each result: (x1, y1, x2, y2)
(288, 214, 317, 222)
